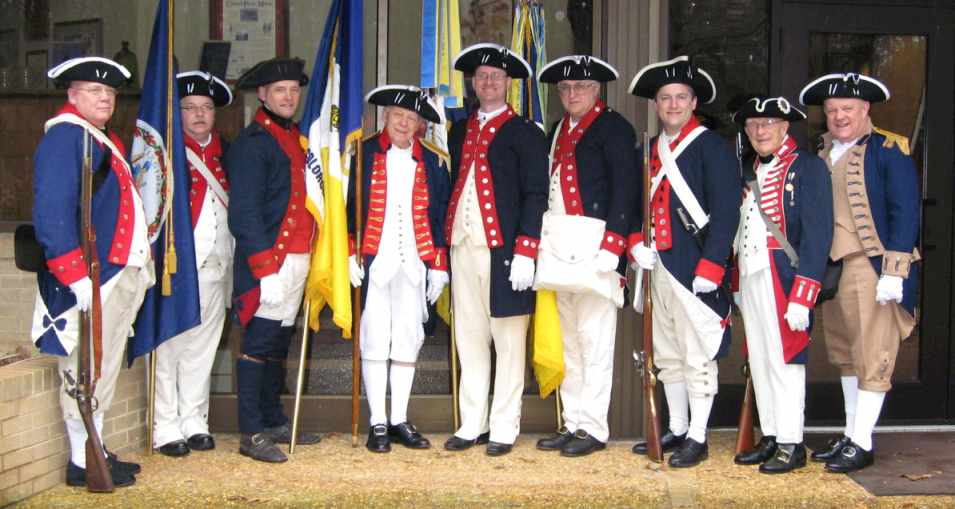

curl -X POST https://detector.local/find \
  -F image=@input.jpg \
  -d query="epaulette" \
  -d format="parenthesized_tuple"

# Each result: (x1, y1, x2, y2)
(420, 138, 451, 170)
(873, 126, 910, 156)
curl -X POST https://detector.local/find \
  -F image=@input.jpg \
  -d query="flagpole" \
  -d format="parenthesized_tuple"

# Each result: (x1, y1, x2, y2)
(289, 300, 311, 454)
(351, 123, 364, 448)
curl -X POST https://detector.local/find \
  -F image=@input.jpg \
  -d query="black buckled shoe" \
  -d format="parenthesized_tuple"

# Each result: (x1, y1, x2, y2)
(734, 435, 777, 465)
(486, 441, 513, 456)
(366, 424, 391, 453)
(239, 432, 288, 463)
(443, 432, 490, 451)
(537, 427, 574, 451)
(560, 430, 606, 457)
(668, 438, 709, 468)
(66, 460, 136, 489)
(389, 422, 430, 449)
(824, 440, 874, 473)
(187, 433, 216, 451)
(265, 423, 322, 445)
(106, 449, 141, 475)
(157, 439, 190, 457)
(759, 443, 807, 474)
(632, 431, 686, 455)
(810, 435, 851, 462)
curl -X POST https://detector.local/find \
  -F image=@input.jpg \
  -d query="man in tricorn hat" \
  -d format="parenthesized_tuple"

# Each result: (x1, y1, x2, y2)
(799, 73, 920, 474)
(627, 55, 739, 468)
(226, 57, 321, 463)
(34, 57, 154, 487)
(348, 85, 450, 453)
(533, 55, 636, 457)
(730, 96, 833, 473)
(152, 71, 234, 457)
(443, 43, 549, 456)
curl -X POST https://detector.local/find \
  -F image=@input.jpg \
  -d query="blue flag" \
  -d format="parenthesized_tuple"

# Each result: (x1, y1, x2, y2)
(128, 0, 200, 364)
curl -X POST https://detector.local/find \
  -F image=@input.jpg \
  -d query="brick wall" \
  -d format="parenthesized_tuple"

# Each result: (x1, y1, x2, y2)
(0, 232, 36, 351)
(0, 355, 146, 506)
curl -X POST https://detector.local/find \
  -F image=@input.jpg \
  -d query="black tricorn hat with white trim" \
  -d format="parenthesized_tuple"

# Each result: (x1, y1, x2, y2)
(538, 55, 618, 83)
(798, 72, 890, 106)
(453, 43, 532, 79)
(732, 96, 806, 125)
(366, 85, 440, 123)
(47, 57, 131, 88)
(235, 57, 309, 90)
(177, 70, 233, 107)
(628, 55, 717, 104)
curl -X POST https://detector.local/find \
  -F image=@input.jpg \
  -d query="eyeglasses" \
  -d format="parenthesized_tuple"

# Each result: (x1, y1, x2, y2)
(181, 104, 215, 113)
(744, 118, 784, 131)
(73, 86, 117, 98)
(474, 72, 508, 82)
(556, 82, 596, 95)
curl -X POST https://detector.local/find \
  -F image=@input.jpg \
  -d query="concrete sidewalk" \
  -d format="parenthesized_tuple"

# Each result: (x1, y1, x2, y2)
(12, 431, 955, 508)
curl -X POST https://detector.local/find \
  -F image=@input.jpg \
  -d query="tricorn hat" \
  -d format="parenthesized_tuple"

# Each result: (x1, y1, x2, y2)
(453, 43, 532, 79)
(177, 70, 233, 107)
(366, 85, 440, 123)
(48, 57, 131, 89)
(628, 55, 716, 104)
(732, 96, 806, 125)
(538, 55, 618, 83)
(798, 72, 890, 106)
(235, 57, 309, 90)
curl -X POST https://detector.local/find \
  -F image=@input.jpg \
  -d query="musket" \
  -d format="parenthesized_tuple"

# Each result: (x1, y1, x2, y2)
(351, 133, 364, 448)
(733, 132, 756, 455)
(735, 362, 756, 454)
(638, 132, 663, 463)
(73, 130, 114, 492)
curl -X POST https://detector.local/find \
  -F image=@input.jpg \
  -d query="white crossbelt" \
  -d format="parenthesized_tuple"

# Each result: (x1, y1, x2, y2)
(186, 147, 229, 207)
(651, 126, 709, 229)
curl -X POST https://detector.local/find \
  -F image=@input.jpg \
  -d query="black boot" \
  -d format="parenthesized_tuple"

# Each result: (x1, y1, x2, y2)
(537, 427, 573, 451)
(389, 422, 430, 449)
(810, 435, 851, 462)
(759, 443, 807, 474)
(734, 435, 777, 465)
(825, 440, 874, 473)
(560, 430, 606, 457)
(632, 431, 686, 455)
(668, 438, 709, 468)
(366, 424, 391, 453)
(236, 357, 267, 436)
(239, 432, 288, 463)
(66, 460, 136, 488)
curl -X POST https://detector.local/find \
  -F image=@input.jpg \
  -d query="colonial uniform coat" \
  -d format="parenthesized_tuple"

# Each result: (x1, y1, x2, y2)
(733, 135, 833, 444)
(153, 131, 233, 448)
(31, 103, 154, 463)
(545, 101, 635, 443)
(819, 121, 919, 392)
(446, 106, 549, 444)
(630, 115, 740, 397)
(226, 107, 314, 434)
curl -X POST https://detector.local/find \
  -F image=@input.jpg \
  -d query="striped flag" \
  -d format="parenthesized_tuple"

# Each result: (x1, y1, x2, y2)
(509, 1, 547, 128)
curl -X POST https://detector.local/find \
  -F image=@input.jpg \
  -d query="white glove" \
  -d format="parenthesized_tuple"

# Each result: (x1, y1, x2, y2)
(259, 274, 285, 307)
(784, 302, 810, 331)
(733, 292, 742, 307)
(875, 275, 904, 305)
(630, 242, 657, 271)
(593, 249, 620, 273)
(348, 255, 365, 288)
(426, 270, 449, 305)
(692, 276, 719, 295)
(69, 277, 93, 312)
(509, 255, 535, 292)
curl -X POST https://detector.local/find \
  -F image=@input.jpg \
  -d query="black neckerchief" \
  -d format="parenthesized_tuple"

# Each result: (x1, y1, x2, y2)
(262, 105, 294, 129)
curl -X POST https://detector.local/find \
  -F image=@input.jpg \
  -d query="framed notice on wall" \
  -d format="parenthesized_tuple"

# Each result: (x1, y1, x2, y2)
(210, 0, 289, 81)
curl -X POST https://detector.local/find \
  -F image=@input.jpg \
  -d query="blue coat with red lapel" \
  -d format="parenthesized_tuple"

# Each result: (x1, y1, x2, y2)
(630, 116, 740, 358)
(347, 132, 451, 309)
(447, 110, 549, 317)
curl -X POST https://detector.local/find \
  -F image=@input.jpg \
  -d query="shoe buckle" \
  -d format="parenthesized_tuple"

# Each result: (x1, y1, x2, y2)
(573, 429, 589, 439)
(843, 446, 857, 458)
(557, 426, 570, 436)
(373, 425, 388, 436)
(777, 449, 792, 462)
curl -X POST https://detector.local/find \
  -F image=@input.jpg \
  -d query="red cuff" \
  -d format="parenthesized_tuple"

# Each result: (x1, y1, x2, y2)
(730, 266, 739, 294)
(47, 248, 88, 286)
(428, 248, 449, 270)
(513, 235, 540, 259)
(694, 257, 726, 284)
(600, 231, 627, 256)
(248, 248, 279, 279)
(788, 275, 822, 309)
(627, 232, 644, 262)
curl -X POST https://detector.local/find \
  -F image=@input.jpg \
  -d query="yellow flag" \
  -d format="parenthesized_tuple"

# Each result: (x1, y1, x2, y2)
(532, 289, 564, 398)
